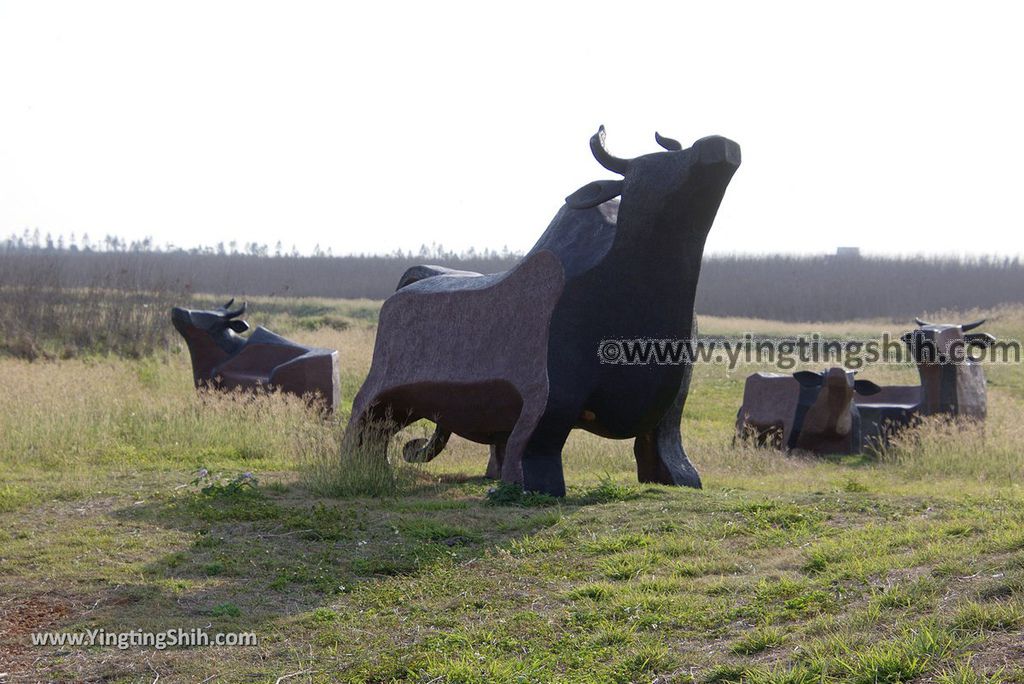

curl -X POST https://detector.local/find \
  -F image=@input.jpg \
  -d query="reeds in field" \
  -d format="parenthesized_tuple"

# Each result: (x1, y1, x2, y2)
(0, 251, 187, 359)
(3, 244, 1024, 323)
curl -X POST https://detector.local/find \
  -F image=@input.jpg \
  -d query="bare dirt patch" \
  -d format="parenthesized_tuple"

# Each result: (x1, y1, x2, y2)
(0, 593, 75, 674)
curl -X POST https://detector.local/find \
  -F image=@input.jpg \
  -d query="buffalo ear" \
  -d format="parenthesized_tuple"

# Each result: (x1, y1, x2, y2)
(965, 332, 996, 348)
(793, 370, 823, 387)
(565, 180, 624, 209)
(854, 379, 882, 396)
(228, 319, 250, 333)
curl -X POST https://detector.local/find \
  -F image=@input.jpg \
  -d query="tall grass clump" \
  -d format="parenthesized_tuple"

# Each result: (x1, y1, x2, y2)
(302, 413, 424, 498)
(880, 395, 1024, 484)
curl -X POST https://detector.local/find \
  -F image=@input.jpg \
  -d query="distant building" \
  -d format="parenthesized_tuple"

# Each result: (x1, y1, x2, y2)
(835, 247, 861, 259)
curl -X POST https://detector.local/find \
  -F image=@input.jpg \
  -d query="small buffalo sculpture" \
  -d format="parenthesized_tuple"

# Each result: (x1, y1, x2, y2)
(171, 299, 340, 412)
(739, 319, 996, 454)
(736, 368, 881, 454)
(902, 317, 994, 419)
(345, 126, 741, 496)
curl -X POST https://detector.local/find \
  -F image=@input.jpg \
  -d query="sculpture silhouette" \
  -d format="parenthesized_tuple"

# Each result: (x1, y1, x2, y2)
(346, 127, 740, 496)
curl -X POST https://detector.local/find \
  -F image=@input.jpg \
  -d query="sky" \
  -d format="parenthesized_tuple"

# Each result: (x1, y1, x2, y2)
(1, 1, 1022, 258)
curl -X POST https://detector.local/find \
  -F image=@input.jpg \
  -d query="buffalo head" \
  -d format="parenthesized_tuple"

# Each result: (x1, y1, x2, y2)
(171, 299, 249, 384)
(566, 126, 741, 247)
(901, 318, 995, 364)
(792, 368, 880, 451)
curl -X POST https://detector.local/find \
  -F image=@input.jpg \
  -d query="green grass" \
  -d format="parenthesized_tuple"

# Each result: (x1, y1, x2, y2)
(1, 301, 1024, 681)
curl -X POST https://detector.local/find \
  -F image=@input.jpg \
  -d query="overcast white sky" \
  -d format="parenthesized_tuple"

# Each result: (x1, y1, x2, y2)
(1, 2, 1021, 257)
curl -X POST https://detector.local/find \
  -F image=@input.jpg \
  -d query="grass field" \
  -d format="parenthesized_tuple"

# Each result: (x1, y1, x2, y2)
(2, 300, 1024, 682)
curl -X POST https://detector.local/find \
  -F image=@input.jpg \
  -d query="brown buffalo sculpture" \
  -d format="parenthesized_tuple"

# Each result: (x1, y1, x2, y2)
(738, 319, 997, 453)
(736, 367, 881, 454)
(854, 318, 996, 447)
(901, 318, 994, 419)
(171, 300, 340, 412)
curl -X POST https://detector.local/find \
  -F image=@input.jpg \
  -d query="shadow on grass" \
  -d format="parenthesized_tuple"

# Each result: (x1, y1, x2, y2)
(94, 473, 654, 637)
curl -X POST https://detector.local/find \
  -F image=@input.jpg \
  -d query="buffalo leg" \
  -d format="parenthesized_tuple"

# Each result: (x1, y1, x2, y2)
(343, 401, 407, 463)
(633, 371, 702, 489)
(519, 397, 581, 497)
(485, 440, 506, 480)
(497, 389, 550, 486)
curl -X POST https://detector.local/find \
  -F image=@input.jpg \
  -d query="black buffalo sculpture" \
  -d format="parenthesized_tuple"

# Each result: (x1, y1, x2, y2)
(345, 126, 740, 496)
(171, 300, 340, 412)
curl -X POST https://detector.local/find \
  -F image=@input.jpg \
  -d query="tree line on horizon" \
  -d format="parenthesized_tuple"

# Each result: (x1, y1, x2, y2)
(2, 228, 516, 261)
(2, 233, 1022, 322)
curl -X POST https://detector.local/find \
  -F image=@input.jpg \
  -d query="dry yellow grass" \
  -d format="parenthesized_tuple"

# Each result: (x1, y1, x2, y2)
(0, 302, 1021, 503)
